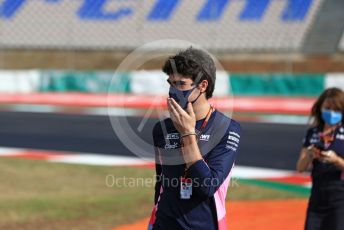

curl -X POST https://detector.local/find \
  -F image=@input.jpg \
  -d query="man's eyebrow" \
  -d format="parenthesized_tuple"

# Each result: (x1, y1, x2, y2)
(167, 79, 189, 85)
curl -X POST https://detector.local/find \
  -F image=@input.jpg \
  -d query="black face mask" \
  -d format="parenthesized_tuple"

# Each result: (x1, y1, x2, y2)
(168, 86, 202, 109)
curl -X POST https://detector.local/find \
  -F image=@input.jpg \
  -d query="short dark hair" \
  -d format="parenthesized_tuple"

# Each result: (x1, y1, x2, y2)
(311, 87, 344, 127)
(162, 47, 216, 99)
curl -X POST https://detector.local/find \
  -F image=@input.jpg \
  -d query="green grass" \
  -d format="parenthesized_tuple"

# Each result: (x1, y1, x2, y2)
(0, 158, 308, 229)
(0, 158, 154, 229)
(228, 178, 309, 200)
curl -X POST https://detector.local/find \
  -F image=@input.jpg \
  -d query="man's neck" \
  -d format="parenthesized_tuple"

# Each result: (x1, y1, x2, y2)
(193, 99, 212, 121)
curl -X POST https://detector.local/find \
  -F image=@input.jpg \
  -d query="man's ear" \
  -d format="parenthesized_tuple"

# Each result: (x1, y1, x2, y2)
(199, 80, 208, 93)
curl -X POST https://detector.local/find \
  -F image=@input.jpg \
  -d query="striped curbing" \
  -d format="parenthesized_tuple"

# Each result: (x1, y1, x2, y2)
(0, 147, 311, 187)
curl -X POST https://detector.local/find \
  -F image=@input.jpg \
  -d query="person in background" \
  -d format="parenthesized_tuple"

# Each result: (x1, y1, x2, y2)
(296, 87, 344, 230)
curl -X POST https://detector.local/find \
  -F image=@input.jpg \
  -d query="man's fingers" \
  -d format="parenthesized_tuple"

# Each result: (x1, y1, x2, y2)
(168, 98, 178, 114)
(167, 98, 173, 112)
(170, 98, 186, 115)
(167, 98, 174, 117)
(168, 98, 180, 121)
(186, 102, 195, 117)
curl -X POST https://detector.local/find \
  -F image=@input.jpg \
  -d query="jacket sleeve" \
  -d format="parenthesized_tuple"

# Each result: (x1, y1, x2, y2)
(152, 123, 163, 205)
(154, 147, 162, 204)
(302, 128, 313, 148)
(187, 120, 241, 199)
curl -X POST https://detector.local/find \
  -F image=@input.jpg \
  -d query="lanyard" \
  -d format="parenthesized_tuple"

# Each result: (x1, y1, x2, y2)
(196, 106, 213, 141)
(320, 125, 339, 145)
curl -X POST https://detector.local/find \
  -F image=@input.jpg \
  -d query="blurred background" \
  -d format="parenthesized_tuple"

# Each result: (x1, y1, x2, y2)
(0, 0, 343, 229)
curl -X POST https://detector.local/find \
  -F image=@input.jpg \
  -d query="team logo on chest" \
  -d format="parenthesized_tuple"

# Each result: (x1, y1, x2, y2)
(165, 133, 179, 140)
(164, 133, 180, 149)
(339, 127, 344, 133)
(164, 142, 179, 149)
(199, 134, 210, 141)
(336, 134, 344, 140)
(309, 133, 320, 144)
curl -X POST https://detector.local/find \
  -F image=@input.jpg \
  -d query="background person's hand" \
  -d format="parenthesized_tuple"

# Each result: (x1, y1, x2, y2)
(167, 98, 196, 135)
(307, 145, 321, 159)
(319, 150, 340, 164)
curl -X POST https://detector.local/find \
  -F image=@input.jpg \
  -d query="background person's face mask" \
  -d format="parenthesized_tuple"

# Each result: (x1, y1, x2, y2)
(321, 109, 343, 125)
(168, 86, 202, 109)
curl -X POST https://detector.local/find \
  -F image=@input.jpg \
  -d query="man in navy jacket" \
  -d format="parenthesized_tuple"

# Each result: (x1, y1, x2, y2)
(148, 47, 241, 230)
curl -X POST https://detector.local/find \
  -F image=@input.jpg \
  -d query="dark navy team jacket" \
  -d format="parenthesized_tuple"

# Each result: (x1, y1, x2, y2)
(148, 110, 241, 230)
(303, 124, 344, 210)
